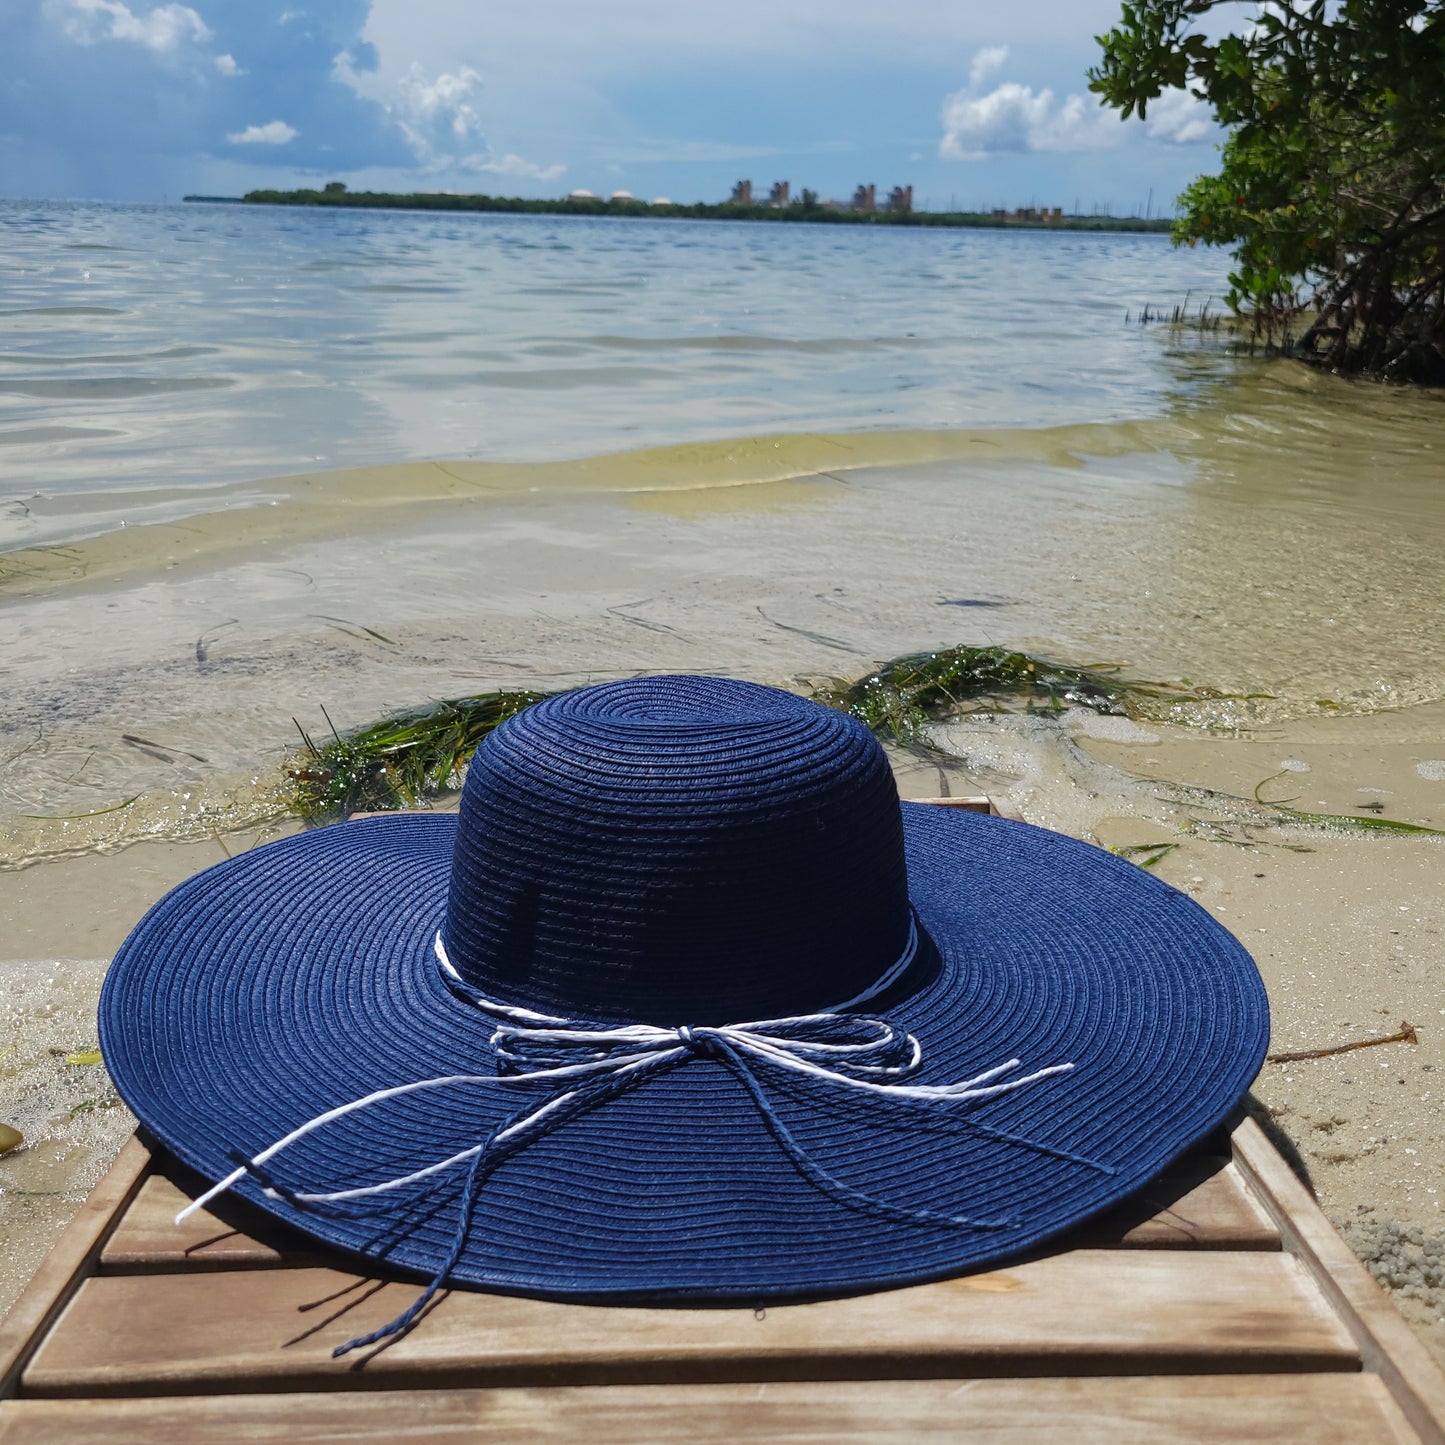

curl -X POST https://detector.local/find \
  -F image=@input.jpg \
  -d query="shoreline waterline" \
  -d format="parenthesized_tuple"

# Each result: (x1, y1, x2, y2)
(2, 419, 1184, 594)
(3, 391, 1444, 863)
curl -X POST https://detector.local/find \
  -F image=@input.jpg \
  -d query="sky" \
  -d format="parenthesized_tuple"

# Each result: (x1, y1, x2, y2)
(0, 0, 1222, 211)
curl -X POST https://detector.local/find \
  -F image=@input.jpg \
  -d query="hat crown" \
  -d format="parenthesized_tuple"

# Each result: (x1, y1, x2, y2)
(443, 675, 911, 1024)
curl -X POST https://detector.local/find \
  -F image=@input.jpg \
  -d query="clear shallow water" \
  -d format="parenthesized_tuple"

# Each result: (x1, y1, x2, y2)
(1, 200, 1443, 861)
(1, 200, 1231, 528)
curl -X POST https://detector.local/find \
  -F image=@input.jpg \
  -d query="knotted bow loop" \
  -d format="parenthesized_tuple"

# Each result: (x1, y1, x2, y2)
(490, 1011, 923, 1083)
(492, 1021, 684, 1077)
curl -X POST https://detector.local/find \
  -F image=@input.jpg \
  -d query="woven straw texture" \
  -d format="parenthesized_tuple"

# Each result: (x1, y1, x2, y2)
(100, 676, 1268, 1301)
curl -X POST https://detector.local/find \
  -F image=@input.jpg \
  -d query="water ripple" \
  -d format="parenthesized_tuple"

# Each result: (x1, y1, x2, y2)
(0, 376, 234, 398)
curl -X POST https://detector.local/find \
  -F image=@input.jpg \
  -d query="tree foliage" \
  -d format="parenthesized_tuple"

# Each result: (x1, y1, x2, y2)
(1091, 1, 1445, 382)
(240, 187, 1169, 233)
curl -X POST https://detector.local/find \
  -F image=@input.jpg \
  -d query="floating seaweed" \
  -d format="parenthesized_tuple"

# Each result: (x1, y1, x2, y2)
(290, 691, 547, 821)
(290, 647, 1195, 820)
(1109, 841, 1180, 870)
(283, 647, 1440, 844)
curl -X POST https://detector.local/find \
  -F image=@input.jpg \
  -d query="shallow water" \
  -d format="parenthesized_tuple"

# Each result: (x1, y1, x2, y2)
(1, 198, 1232, 522)
(2, 202, 1444, 860)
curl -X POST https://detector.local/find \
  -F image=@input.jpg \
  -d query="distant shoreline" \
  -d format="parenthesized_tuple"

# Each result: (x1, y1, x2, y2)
(198, 189, 1174, 234)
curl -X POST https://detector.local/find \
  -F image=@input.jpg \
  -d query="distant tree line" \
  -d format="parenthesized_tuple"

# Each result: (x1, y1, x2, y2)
(239, 184, 1172, 233)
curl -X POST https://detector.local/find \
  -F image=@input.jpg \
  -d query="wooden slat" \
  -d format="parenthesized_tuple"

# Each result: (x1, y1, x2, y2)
(23, 1249, 1357, 1397)
(98, 1157, 1277, 1275)
(0, 1138, 153, 1399)
(1233, 1116, 1445, 1444)
(0, 1375, 1421, 1443)
(101, 1176, 328, 1272)
(1073, 1157, 1277, 1249)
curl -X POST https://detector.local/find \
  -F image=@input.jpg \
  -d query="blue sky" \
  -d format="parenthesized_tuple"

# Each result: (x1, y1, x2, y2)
(0, 0, 1221, 211)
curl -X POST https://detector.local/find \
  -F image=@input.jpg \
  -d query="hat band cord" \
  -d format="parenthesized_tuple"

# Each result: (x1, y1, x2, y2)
(177, 920, 1099, 1360)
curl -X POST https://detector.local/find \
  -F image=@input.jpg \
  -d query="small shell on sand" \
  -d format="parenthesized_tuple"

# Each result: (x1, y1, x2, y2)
(0, 1123, 22, 1156)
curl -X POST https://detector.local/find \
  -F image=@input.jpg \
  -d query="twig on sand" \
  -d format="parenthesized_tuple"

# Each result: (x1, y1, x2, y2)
(1267, 1021, 1418, 1064)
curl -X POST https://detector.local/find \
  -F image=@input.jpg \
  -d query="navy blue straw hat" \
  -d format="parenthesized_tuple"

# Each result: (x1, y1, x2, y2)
(101, 675, 1267, 1352)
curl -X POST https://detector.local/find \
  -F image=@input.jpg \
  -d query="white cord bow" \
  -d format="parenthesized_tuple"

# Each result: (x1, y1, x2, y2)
(179, 923, 1074, 1221)
(176, 923, 1093, 1359)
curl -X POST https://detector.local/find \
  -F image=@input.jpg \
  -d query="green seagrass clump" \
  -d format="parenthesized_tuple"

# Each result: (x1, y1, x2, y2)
(283, 647, 1241, 822)
(810, 645, 1204, 742)
(290, 691, 547, 821)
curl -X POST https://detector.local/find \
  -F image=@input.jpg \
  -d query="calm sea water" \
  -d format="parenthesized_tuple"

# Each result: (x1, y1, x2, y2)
(0, 201, 1232, 524)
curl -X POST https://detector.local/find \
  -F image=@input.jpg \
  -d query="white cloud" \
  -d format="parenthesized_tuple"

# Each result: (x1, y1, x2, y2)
(228, 120, 298, 145)
(458, 151, 566, 181)
(213, 52, 242, 76)
(1143, 88, 1215, 145)
(60, 0, 210, 52)
(940, 79, 1118, 160)
(396, 63, 484, 154)
(968, 45, 1008, 90)
(940, 48, 1216, 162)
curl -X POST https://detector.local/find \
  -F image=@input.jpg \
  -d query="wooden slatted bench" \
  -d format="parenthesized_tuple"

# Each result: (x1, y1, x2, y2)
(2, 799, 1442, 1441)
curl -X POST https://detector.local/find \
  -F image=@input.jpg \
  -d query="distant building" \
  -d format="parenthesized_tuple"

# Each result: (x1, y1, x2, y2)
(652, 197, 673, 206)
(730, 179, 753, 205)
(768, 180, 790, 207)
(610, 190, 635, 201)
(993, 206, 1066, 224)
(851, 184, 876, 213)
(885, 185, 913, 215)
(568, 189, 597, 199)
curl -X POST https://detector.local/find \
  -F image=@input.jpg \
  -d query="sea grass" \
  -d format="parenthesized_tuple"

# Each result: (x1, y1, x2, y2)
(1253, 770, 1445, 836)
(290, 691, 547, 821)
(809, 644, 1208, 741)
(285, 648, 1443, 841)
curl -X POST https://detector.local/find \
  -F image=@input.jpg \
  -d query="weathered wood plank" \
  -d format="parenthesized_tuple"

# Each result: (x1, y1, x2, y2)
(24, 1250, 1357, 1397)
(1232, 1115, 1445, 1444)
(0, 1137, 152, 1400)
(98, 1157, 1277, 1275)
(1072, 1158, 1277, 1249)
(0, 1375, 1421, 1443)
(101, 1176, 327, 1272)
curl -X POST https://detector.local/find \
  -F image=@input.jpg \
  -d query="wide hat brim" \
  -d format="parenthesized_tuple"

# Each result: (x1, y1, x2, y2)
(100, 805, 1267, 1301)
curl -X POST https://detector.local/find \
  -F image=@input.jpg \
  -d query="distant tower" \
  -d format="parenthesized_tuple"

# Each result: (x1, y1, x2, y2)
(886, 185, 913, 215)
(768, 180, 790, 207)
(851, 184, 876, 212)
(730, 179, 753, 205)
